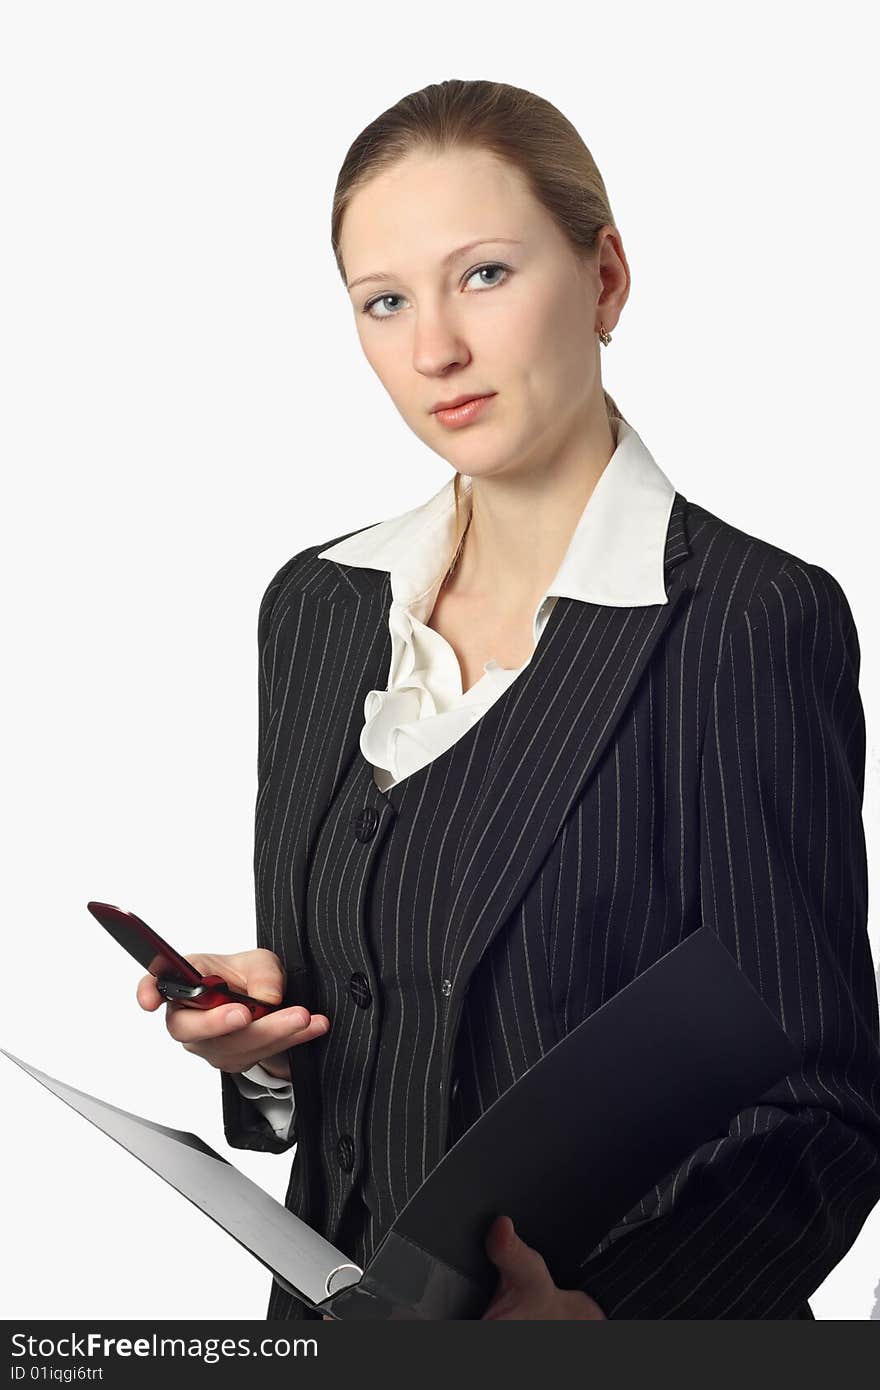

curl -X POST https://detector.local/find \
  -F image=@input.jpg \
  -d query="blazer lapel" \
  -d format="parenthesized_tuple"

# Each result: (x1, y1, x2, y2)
(271, 585, 391, 975)
(440, 492, 693, 1006)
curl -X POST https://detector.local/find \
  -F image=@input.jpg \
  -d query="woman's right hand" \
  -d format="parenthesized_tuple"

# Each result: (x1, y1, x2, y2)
(135, 948, 330, 1081)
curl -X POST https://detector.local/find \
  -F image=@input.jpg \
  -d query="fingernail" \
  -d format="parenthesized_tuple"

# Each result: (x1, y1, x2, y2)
(228, 1008, 250, 1026)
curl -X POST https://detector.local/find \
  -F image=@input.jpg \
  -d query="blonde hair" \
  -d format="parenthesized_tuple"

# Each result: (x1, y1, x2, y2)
(330, 77, 626, 578)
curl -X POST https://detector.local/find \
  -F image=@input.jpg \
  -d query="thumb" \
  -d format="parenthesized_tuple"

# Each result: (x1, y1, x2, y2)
(246, 967, 286, 1005)
(484, 1215, 547, 1294)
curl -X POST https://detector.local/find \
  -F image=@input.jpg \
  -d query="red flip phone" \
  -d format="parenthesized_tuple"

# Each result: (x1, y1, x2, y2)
(86, 900, 284, 1020)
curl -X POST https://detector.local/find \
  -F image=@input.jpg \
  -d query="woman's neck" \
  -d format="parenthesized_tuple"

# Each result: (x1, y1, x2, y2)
(447, 412, 617, 606)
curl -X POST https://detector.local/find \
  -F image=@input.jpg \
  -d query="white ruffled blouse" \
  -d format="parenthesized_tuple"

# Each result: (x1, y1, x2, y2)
(323, 415, 674, 794)
(358, 574, 555, 794)
(234, 415, 677, 1137)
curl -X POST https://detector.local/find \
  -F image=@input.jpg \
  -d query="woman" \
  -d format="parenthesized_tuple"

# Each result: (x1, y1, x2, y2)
(137, 79, 880, 1320)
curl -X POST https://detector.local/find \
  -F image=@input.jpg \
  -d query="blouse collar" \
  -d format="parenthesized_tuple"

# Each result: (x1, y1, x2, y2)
(317, 417, 676, 609)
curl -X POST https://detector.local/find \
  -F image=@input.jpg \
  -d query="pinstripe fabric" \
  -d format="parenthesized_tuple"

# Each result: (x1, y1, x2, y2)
(220, 490, 880, 1319)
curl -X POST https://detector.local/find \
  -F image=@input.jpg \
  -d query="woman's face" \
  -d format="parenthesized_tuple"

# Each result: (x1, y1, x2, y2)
(339, 146, 626, 482)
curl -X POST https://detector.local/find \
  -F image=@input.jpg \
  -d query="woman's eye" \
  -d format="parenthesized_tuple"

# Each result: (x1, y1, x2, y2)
(363, 293, 406, 321)
(362, 263, 510, 321)
(465, 263, 509, 291)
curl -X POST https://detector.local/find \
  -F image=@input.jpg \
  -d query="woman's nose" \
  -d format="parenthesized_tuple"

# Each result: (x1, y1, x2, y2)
(411, 317, 471, 377)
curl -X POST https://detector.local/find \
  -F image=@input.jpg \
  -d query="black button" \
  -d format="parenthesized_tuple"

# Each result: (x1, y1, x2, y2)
(351, 807, 379, 842)
(349, 971, 372, 1009)
(336, 1133, 355, 1172)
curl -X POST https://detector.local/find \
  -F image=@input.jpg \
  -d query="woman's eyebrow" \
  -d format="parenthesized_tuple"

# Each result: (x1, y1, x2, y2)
(346, 237, 523, 292)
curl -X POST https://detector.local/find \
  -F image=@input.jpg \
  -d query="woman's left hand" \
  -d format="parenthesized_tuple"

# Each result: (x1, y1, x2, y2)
(323, 1214, 607, 1322)
(480, 1214, 608, 1320)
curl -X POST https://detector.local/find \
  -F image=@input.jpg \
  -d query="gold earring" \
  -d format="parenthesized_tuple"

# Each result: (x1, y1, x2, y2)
(598, 323, 612, 346)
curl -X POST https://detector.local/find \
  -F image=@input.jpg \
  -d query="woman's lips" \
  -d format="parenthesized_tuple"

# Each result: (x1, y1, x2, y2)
(433, 394, 496, 428)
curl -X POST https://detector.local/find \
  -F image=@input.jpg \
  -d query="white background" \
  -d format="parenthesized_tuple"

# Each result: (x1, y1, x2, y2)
(1, 0, 878, 1321)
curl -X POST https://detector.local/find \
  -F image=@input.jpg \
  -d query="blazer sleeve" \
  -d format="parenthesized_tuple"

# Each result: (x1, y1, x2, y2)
(220, 551, 305, 1155)
(221, 1068, 297, 1153)
(567, 558, 880, 1318)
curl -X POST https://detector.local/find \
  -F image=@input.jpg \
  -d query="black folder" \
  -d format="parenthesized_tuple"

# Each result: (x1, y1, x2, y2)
(2, 927, 800, 1319)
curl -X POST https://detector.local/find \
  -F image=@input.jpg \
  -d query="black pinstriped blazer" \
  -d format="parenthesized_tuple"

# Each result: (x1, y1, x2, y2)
(221, 488, 880, 1318)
